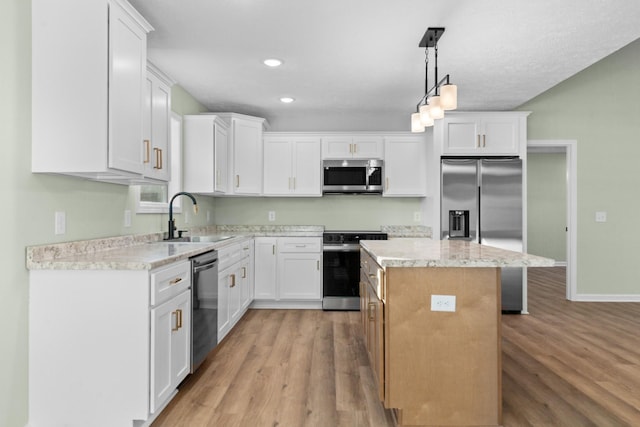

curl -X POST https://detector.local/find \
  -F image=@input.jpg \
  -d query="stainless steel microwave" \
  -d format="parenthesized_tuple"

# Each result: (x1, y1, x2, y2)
(322, 159, 383, 194)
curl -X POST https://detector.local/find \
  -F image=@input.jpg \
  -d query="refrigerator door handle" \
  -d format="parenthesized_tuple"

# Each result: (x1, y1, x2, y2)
(477, 185, 481, 243)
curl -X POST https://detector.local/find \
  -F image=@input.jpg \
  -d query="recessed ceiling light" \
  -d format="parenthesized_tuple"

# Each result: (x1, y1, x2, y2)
(263, 58, 283, 67)
(280, 97, 295, 103)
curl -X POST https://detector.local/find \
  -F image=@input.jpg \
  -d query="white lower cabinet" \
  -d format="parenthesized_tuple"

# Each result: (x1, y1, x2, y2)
(29, 259, 191, 427)
(217, 238, 253, 343)
(150, 289, 191, 412)
(253, 237, 322, 309)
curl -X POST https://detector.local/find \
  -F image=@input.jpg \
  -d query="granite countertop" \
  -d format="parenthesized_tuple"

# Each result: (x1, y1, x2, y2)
(360, 238, 554, 269)
(26, 225, 433, 271)
(26, 225, 323, 271)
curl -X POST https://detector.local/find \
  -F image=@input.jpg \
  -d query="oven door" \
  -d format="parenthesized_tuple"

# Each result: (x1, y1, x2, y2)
(322, 244, 361, 310)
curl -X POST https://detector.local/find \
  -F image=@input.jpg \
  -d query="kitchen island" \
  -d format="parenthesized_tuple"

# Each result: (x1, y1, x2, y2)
(359, 238, 553, 427)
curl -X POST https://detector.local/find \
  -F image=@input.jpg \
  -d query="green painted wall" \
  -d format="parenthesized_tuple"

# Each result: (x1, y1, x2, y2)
(520, 38, 640, 295)
(211, 196, 422, 230)
(527, 153, 566, 261)
(0, 2, 211, 424)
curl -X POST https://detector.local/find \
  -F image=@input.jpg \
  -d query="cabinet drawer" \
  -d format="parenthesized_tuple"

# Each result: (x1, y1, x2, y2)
(150, 261, 191, 306)
(219, 240, 250, 271)
(278, 238, 321, 253)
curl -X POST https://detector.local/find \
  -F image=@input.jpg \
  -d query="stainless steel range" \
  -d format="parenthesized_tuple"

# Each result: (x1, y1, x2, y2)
(322, 231, 387, 310)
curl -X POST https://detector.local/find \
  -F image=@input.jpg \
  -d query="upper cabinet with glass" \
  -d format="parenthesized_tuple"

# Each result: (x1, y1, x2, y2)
(32, 0, 158, 184)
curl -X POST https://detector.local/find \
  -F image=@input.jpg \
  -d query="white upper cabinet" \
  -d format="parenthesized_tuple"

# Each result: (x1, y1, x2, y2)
(217, 113, 268, 195)
(441, 113, 528, 156)
(263, 135, 322, 196)
(383, 135, 427, 197)
(322, 135, 383, 159)
(32, 0, 154, 184)
(183, 115, 229, 194)
(143, 62, 174, 182)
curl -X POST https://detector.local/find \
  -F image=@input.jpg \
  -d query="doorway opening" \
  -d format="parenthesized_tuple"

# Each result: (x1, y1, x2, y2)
(527, 140, 577, 301)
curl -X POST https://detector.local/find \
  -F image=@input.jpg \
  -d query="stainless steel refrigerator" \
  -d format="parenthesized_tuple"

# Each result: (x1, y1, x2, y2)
(441, 157, 523, 312)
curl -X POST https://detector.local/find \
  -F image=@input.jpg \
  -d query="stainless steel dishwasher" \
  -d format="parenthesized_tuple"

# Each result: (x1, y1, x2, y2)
(190, 250, 218, 373)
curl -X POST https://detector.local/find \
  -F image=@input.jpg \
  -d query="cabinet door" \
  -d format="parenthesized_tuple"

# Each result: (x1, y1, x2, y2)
(482, 118, 519, 154)
(278, 252, 321, 300)
(321, 137, 353, 159)
(383, 137, 427, 197)
(241, 241, 254, 309)
(442, 118, 481, 154)
(254, 238, 278, 299)
(214, 123, 229, 193)
(232, 118, 263, 194)
(442, 116, 520, 155)
(183, 116, 215, 193)
(218, 267, 231, 342)
(150, 290, 190, 413)
(352, 136, 383, 159)
(149, 76, 171, 181)
(263, 138, 293, 195)
(170, 291, 191, 388)
(143, 68, 171, 181)
(366, 283, 384, 402)
(108, 1, 146, 174)
(292, 138, 322, 196)
(229, 265, 243, 324)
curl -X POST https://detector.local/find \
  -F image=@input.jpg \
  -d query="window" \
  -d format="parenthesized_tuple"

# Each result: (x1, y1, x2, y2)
(135, 113, 183, 213)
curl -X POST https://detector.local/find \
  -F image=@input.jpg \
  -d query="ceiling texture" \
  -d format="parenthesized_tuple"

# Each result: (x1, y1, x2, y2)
(130, 0, 640, 130)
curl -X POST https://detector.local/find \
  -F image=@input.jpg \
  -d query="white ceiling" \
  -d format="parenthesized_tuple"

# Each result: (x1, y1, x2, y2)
(129, 0, 640, 130)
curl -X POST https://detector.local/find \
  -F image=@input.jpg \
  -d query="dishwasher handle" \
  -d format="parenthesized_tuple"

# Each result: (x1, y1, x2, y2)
(193, 262, 217, 274)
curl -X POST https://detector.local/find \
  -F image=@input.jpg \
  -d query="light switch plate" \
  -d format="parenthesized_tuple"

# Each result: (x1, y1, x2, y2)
(124, 210, 131, 227)
(54, 211, 66, 235)
(431, 295, 456, 312)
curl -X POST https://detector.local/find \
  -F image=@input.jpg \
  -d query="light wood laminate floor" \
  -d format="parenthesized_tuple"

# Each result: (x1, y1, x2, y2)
(153, 267, 640, 426)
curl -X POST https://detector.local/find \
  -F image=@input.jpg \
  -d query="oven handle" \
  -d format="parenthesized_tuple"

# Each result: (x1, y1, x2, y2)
(322, 244, 361, 252)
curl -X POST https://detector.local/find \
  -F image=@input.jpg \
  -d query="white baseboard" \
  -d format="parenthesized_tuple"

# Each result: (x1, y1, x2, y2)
(250, 300, 323, 310)
(573, 294, 640, 302)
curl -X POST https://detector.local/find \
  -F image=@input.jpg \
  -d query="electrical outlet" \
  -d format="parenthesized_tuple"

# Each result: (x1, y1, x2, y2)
(268, 211, 276, 221)
(54, 211, 66, 235)
(206, 211, 211, 223)
(184, 211, 190, 223)
(595, 211, 607, 223)
(413, 211, 421, 222)
(124, 210, 131, 227)
(431, 295, 456, 312)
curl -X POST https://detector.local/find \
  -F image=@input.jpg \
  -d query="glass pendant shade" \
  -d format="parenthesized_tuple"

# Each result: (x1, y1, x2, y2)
(428, 95, 444, 119)
(419, 104, 434, 127)
(411, 112, 425, 133)
(441, 84, 458, 110)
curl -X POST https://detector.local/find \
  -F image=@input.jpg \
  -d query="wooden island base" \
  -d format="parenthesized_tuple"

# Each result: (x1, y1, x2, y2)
(361, 251, 502, 426)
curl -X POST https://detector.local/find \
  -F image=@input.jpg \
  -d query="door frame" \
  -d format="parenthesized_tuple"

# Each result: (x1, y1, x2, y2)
(527, 139, 577, 301)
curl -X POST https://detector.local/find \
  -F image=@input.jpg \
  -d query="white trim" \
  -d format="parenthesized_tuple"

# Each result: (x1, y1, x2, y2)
(250, 300, 323, 310)
(554, 261, 568, 267)
(573, 294, 640, 302)
(527, 139, 578, 301)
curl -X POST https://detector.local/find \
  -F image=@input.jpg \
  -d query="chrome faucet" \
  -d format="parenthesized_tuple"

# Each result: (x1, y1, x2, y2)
(166, 192, 198, 240)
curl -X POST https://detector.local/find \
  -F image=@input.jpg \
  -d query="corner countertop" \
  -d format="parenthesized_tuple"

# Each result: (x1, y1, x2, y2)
(360, 238, 554, 269)
(26, 225, 324, 271)
(25, 225, 435, 271)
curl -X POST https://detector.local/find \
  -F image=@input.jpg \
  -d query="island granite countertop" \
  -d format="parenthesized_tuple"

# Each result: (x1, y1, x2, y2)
(360, 238, 554, 269)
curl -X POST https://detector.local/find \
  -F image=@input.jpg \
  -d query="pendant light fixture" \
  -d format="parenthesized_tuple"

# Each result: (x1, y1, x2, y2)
(411, 27, 457, 132)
